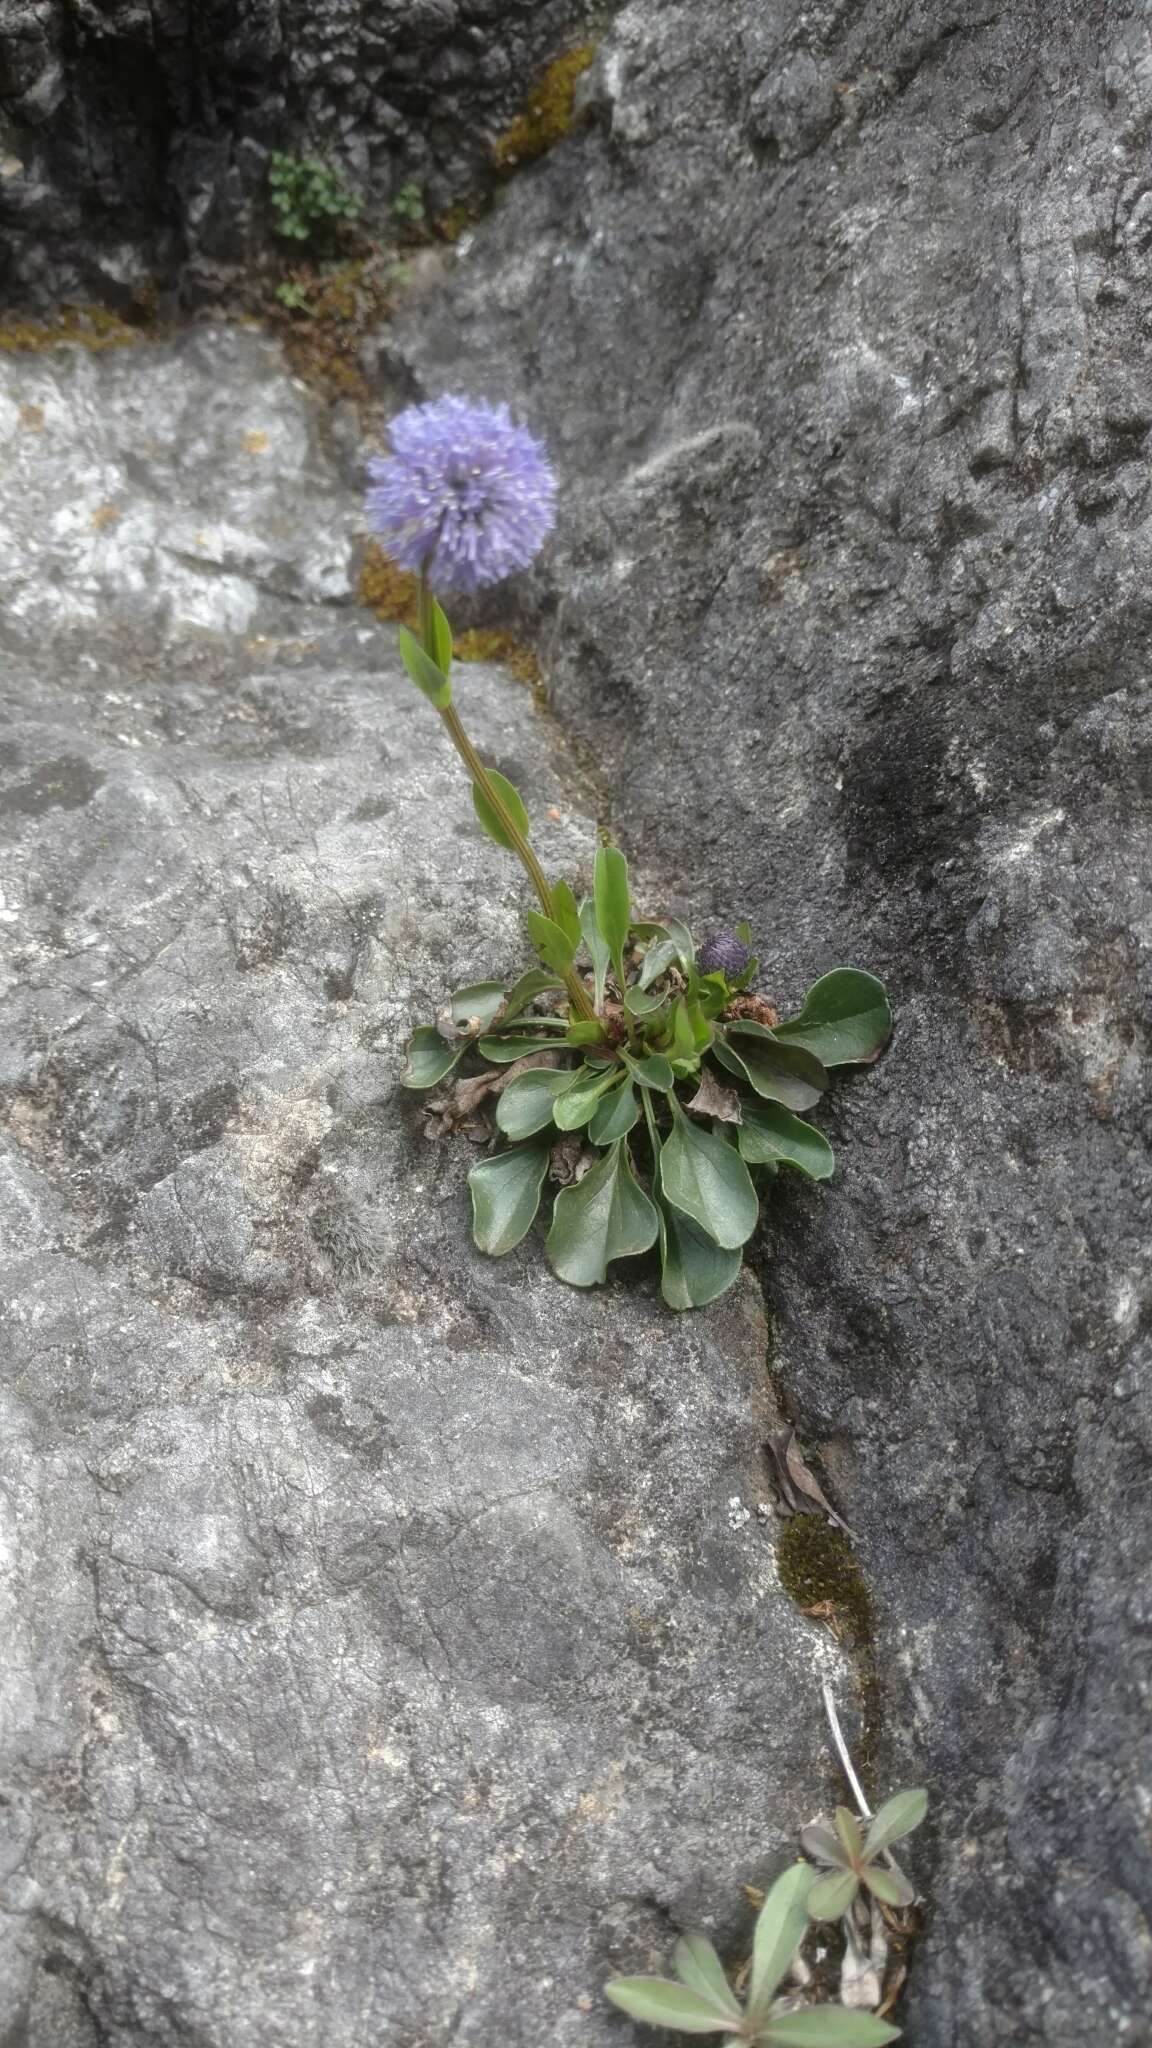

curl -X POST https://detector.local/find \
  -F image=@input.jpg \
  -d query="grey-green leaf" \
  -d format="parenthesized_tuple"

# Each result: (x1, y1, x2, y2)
(860, 1865, 914, 1909)
(579, 896, 610, 1011)
(546, 1140, 658, 1285)
(499, 968, 563, 1021)
(773, 969, 892, 1068)
(589, 1082, 639, 1145)
(552, 1063, 621, 1131)
(654, 1144, 743, 1311)
(625, 1052, 676, 1092)
(673, 1935, 743, 2022)
(397, 624, 451, 708)
(748, 1863, 817, 2021)
(624, 984, 665, 1018)
(715, 1025, 829, 1111)
(604, 1976, 738, 2032)
(659, 1105, 759, 1250)
(551, 877, 582, 952)
(478, 1033, 570, 1063)
(468, 1140, 550, 1256)
(450, 982, 508, 1032)
(805, 1870, 859, 1922)
(737, 1100, 834, 1179)
(594, 844, 631, 987)
(760, 2011, 901, 2047)
(472, 768, 530, 851)
(403, 1025, 463, 1089)
(496, 1068, 574, 1140)
(638, 936, 682, 989)
(524, 909, 577, 975)
(863, 1788, 928, 1858)
(427, 596, 454, 676)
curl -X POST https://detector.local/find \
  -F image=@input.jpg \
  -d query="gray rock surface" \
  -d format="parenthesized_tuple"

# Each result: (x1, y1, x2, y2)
(387, 2, 1152, 2040)
(0, 328, 850, 2045)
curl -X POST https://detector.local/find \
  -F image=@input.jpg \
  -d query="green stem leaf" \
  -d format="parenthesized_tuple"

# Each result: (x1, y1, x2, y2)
(468, 1140, 551, 1256)
(546, 1139, 658, 1285)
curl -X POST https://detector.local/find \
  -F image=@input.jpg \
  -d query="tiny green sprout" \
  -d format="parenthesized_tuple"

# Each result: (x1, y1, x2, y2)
(268, 152, 361, 243)
(604, 1864, 900, 2045)
(275, 280, 311, 312)
(802, 1790, 928, 1922)
(392, 180, 426, 224)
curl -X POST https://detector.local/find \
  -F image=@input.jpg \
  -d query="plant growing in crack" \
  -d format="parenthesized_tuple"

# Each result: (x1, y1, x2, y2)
(368, 394, 891, 1307)
(802, 1792, 927, 1923)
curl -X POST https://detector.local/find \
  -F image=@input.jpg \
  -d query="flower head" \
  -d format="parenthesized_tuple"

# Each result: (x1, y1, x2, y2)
(697, 931, 752, 981)
(365, 394, 556, 595)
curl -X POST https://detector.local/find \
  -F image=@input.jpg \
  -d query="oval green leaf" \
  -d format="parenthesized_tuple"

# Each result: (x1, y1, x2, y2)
(638, 936, 682, 989)
(659, 1105, 759, 1250)
(624, 984, 664, 1018)
(656, 1185, 743, 1311)
(594, 844, 631, 987)
(863, 1787, 929, 1857)
(552, 1063, 621, 1132)
(402, 1025, 463, 1089)
(672, 1935, 742, 2022)
(550, 877, 582, 952)
(861, 1865, 914, 1908)
(496, 1068, 574, 1140)
(499, 968, 563, 1021)
(468, 1140, 550, 1256)
(472, 768, 530, 851)
(773, 968, 892, 1067)
(398, 624, 451, 708)
(737, 1100, 834, 1179)
(748, 1862, 817, 2021)
(449, 982, 508, 1032)
(715, 1025, 828, 1111)
(427, 596, 453, 677)
(478, 1033, 570, 1063)
(546, 1140, 658, 1286)
(589, 1081, 639, 1146)
(762, 2012, 901, 2047)
(805, 1869, 859, 1922)
(625, 1051, 675, 1092)
(524, 909, 576, 975)
(604, 1976, 739, 2033)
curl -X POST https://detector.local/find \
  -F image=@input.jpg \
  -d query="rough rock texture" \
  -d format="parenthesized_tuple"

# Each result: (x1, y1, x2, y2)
(0, 0, 609, 304)
(388, 2, 1152, 2040)
(0, 329, 850, 2045)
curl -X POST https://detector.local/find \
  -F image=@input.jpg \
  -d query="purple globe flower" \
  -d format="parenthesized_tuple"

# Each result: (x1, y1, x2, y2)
(697, 931, 752, 981)
(365, 394, 557, 595)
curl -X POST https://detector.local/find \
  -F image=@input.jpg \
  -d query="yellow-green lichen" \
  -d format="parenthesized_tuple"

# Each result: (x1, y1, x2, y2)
(0, 305, 148, 354)
(776, 1516, 874, 1648)
(453, 628, 542, 692)
(358, 543, 420, 626)
(492, 44, 597, 172)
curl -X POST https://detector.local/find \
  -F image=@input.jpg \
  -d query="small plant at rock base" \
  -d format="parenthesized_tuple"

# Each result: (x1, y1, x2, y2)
(605, 1864, 899, 2045)
(268, 152, 361, 241)
(802, 1792, 928, 1922)
(392, 181, 426, 227)
(367, 394, 891, 1310)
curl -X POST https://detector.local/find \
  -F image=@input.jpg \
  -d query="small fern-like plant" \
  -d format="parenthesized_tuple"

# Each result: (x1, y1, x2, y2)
(268, 153, 360, 241)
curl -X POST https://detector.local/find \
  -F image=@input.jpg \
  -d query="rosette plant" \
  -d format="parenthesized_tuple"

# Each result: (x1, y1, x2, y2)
(369, 395, 891, 1309)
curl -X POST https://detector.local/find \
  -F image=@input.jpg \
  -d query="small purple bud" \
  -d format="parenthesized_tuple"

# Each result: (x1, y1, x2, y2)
(697, 931, 752, 981)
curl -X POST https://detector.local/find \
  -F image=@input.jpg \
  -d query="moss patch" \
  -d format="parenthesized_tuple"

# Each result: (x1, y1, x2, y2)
(776, 1517, 873, 1648)
(0, 306, 149, 354)
(270, 259, 394, 401)
(358, 543, 420, 627)
(453, 628, 542, 693)
(493, 44, 597, 172)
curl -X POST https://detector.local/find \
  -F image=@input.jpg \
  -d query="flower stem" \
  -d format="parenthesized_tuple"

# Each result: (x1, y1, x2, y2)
(418, 577, 597, 1025)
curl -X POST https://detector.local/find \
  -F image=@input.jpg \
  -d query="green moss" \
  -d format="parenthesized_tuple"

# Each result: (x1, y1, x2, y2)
(0, 305, 148, 354)
(358, 543, 420, 626)
(776, 1516, 874, 1648)
(492, 44, 597, 172)
(453, 628, 543, 695)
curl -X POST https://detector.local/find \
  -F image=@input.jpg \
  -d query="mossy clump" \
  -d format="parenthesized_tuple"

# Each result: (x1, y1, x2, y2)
(358, 542, 420, 626)
(0, 306, 148, 355)
(776, 1517, 874, 1647)
(492, 44, 597, 172)
(434, 199, 486, 245)
(270, 259, 393, 400)
(453, 628, 542, 692)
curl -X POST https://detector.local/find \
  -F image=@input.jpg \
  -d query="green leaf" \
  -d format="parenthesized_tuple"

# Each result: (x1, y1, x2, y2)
(524, 910, 577, 975)
(632, 917, 696, 968)
(589, 1082, 638, 1145)
(546, 1140, 658, 1285)
(624, 985, 665, 1018)
(449, 982, 508, 1032)
(860, 1865, 913, 1909)
(638, 936, 682, 989)
(468, 1140, 550, 1255)
(567, 1018, 608, 1047)
(579, 896, 610, 1011)
(863, 1788, 928, 1857)
(604, 1975, 737, 2032)
(748, 1863, 816, 2022)
(594, 844, 631, 988)
(499, 968, 563, 1021)
(805, 1870, 859, 1922)
(398, 624, 451, 709)
(402, 1025, 463, 1089)
(715, 1026, 828, 1111)
(496, 1068, 574, 1140)
(552, 1063, 622, 1131)
(760, 2012, 901, 2047)
(427, 597, 453, 677)
(550, 877, 582, 952)
(736, 1101, 834, 1180)
(479, 1034, 570, 1063)
(625, 1052, 675, 1092)
(834, 1808, 865, 1862)
(473, 768, 530, 851)
(672, 1935, 743, 2023)
(773, 969, 892, 1068)
(658, 1104, 759, 1250)
(657, 1182, 744, 1311)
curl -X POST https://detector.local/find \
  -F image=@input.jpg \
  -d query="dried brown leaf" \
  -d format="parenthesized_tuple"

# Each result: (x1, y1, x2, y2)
(685, 1070, 743, 1124)
(766, 1426, 852, 1534)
